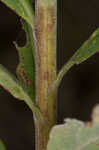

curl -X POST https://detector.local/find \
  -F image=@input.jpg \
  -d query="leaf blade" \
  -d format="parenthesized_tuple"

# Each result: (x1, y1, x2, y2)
(53, 28, 99, 90)
(0, 64, 42, 120)
(72, 28, 99, 64)
(16, 22, 35, 100)
(1, 0, 34, 28)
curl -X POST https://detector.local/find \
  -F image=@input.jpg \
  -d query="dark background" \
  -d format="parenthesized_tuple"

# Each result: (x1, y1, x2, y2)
(0, 0, 99, 150)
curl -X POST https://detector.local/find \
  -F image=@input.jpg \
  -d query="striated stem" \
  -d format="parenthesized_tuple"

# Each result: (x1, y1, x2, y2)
(34, 0, 57, 150)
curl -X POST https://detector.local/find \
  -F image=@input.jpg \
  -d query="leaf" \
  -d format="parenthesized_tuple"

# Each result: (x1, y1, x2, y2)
(1, 0, 34, 28)
(0, 64, 43, 120)
(52, 28, 99, 90)
(15, 22, 35, 100)
(47, 119, 99, 150)
(0, 140, 6, 150)
(71, 28, 99, 64)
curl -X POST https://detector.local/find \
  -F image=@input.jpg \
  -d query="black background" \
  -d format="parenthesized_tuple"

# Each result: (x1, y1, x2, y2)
(0, 0, 99, 150)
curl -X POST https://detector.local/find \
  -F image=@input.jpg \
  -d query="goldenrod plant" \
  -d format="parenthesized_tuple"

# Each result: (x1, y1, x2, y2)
(0, 0, 99, 150)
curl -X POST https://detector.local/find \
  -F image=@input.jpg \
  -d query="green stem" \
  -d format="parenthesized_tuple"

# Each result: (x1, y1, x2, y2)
(34, 0, 57, 150)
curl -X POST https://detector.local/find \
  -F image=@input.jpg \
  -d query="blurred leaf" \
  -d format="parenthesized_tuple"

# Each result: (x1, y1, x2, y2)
(15, 22, 35, 100)
(53, 28, 99, 90)
(47, 118, 99, 150)
(0, 140, 6, 150)
(1, 0, 34, 28)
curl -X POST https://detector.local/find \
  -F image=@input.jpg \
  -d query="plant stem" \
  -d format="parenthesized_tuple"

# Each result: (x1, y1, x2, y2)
(34, 0, 57, 150)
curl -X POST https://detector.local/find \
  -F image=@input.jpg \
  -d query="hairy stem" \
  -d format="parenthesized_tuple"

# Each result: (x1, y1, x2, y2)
(34, 0, 57, 150)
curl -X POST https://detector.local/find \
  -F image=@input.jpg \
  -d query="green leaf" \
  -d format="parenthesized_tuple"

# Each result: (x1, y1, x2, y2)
(47, 118, 99, 150)
(1, 0, 34, 28)
(15, 22, 35, 101)
(0, 64, 43, 120)
(52, 28, 99, 90)
(72, 28, 99, 64)
(0, 140, 6, 150)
